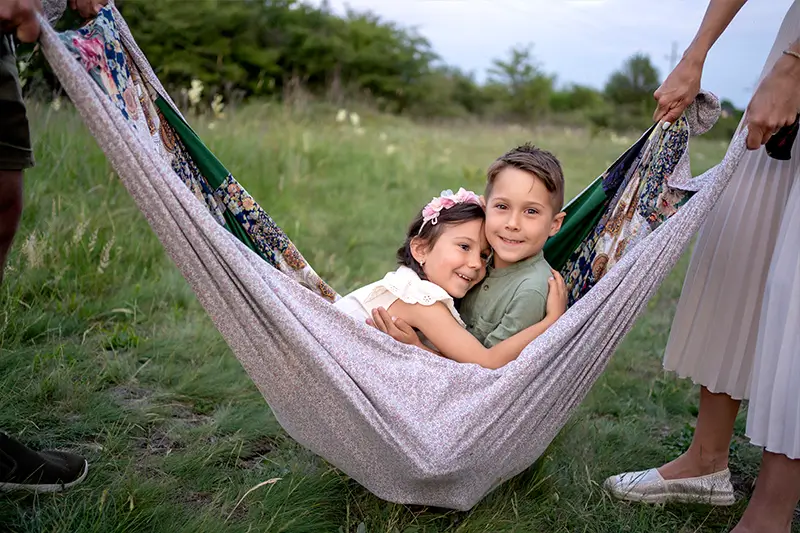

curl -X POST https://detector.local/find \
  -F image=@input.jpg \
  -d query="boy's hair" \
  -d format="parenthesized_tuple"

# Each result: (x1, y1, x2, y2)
(397, 203, 485, 280)
(485, 143, 565, 212)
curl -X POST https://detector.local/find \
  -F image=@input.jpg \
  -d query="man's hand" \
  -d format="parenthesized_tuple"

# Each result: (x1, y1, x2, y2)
(69, 0, 107, 18)
(744, 52, 800, 150)
(0, 0, 43, 43)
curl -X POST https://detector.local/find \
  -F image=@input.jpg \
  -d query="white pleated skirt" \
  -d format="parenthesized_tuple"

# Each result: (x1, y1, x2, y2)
(663, 0, 800, 459)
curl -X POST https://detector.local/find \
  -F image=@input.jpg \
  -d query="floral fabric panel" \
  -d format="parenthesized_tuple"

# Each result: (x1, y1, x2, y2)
(58, 7, 339, 302)
(562, 119, 692, 305)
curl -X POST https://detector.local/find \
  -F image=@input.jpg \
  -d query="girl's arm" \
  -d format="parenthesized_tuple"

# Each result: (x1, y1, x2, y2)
(384, 270, 567, 369)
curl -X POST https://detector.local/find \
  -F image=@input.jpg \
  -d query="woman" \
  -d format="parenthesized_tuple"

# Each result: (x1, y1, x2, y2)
(603, 1, 800, 532)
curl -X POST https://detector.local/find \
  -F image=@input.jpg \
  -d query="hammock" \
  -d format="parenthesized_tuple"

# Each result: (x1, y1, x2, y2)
(38, 6, 748, 511)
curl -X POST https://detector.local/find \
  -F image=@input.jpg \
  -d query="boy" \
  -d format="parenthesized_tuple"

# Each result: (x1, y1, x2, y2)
(458, 143, 565, 347)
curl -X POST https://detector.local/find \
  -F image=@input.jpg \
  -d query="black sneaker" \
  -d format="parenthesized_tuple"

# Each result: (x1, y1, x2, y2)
(0, 433, 89, 493)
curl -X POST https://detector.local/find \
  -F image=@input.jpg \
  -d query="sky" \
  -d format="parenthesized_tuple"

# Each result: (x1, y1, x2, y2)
(308, 0, 794, 109)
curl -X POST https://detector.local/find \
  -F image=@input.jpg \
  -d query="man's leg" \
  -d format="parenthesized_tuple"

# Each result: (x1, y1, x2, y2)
(0, 33, 89, 493)
(0, 169, 23, 284)
(0, 433, 89, 493)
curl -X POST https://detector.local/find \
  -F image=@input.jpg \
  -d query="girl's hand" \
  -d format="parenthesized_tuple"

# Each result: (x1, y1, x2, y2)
(545, 268, 567, 322)
(653, 57, 704, 125)
(368, 307, 421, 347)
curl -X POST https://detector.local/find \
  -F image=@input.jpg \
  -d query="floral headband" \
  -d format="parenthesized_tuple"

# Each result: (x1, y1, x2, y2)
(418, 187, 483, 234)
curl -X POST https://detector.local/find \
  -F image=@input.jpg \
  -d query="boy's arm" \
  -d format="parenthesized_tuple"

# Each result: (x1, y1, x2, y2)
(483, 287, 547, 348)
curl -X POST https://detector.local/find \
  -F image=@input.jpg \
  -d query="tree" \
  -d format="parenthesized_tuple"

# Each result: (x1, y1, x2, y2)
(604, 53, 660, 107)
(549, 83, 605, 113)
(487, 45, 554, 120)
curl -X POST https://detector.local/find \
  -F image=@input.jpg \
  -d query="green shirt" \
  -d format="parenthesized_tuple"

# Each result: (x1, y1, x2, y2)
(459, 251, 551, 348)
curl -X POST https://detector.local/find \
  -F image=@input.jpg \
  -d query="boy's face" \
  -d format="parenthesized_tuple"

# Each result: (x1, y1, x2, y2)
(484, 168, 564, 269)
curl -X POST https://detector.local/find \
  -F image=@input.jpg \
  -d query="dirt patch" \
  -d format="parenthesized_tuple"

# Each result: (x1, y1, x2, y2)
(134, 426, 181, 456)
(729, 469, 755, 498)
(169, 402, 214, 428)
(109, 384, 152, 410)
(181, 491, 215, 510)
(237, 436, 280, 469)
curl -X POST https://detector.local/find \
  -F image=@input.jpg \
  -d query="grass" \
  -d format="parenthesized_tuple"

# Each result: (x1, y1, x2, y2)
(0, 100, 788, 532)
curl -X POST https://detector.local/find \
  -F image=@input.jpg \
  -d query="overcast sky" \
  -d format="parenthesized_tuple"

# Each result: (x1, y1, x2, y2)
(308, 0, 794, 109)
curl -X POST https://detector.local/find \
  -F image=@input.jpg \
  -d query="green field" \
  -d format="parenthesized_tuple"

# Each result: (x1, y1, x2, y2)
(0, 101, 784, 532)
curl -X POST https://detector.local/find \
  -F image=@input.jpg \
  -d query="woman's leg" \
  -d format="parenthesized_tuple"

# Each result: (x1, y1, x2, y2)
(732, 452, 800, 533)
(603, 386, 739, 505)
(658, 386, 740, 480)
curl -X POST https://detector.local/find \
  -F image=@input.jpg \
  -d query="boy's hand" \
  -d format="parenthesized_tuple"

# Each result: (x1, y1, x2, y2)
(368, 307, 421, 347)
(70, 0, 107, 18)
(0, 0, 43, 43)
(545, 268, 567, 322)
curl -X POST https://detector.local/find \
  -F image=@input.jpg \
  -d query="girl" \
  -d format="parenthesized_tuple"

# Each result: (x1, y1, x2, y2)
(334, 188, 567, 369)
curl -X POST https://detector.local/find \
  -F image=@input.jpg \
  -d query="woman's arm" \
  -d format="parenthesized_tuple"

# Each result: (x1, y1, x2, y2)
(653, 0, 749, 124)
(384, 270, 567, 369)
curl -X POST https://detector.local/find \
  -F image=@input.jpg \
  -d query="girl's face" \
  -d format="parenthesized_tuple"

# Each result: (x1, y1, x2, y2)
(413, 218, 491, 298)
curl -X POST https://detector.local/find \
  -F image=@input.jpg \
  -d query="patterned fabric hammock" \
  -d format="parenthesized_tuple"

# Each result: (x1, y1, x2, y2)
(39, 6, 747, 511)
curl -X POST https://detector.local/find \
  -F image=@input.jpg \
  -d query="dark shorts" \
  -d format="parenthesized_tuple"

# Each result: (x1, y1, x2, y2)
(0, 34, 33, 171)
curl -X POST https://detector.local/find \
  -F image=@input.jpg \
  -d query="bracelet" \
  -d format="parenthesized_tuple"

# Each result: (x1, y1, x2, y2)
(783, 49, 800, 61)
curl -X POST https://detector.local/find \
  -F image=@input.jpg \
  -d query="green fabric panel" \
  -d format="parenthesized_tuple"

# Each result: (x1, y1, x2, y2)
(154, 98, 229, 188)
(154, 97, 260, 256)
(543, 179, 608, 272)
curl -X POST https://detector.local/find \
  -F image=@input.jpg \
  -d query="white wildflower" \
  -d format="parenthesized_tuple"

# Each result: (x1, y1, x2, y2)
(97, 236, 115, 274)
(18, 60, 28, 88)
(188, 79, 204, 108)
(379, 132, 387, 142)
(72, 220, 88, 245)
(354, 127, 365, 136)
(208, 122, 216, 130)
(386, 144, 397, 155)
(88, 229, 98, 253)
(349, 112, 360, 128)
(335, 109, 348, 123)
(211, 94, 225, 118)
(22, 233, 42, 268)
(51, 97, 62, 112)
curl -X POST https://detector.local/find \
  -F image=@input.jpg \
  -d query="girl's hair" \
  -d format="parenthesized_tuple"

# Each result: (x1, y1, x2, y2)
(396, 202, 486, 279)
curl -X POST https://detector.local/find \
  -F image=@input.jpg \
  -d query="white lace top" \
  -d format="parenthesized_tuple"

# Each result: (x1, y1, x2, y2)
(334, 266, 465, 327)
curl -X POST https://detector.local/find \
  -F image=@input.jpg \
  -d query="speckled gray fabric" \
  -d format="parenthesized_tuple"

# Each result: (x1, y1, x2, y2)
(42, 0, 66, 25)
(37, 9, 748, 511)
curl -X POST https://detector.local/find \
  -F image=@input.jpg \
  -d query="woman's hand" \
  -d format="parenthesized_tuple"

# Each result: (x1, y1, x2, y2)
(545, 269, 567, 322)
(744, 52, 800, 150)
(653, 57, 704, 125)
(70, 0, 108, 18)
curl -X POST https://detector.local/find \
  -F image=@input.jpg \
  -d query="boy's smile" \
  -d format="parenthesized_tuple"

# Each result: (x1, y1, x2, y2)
(485, 168, 564, 269)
